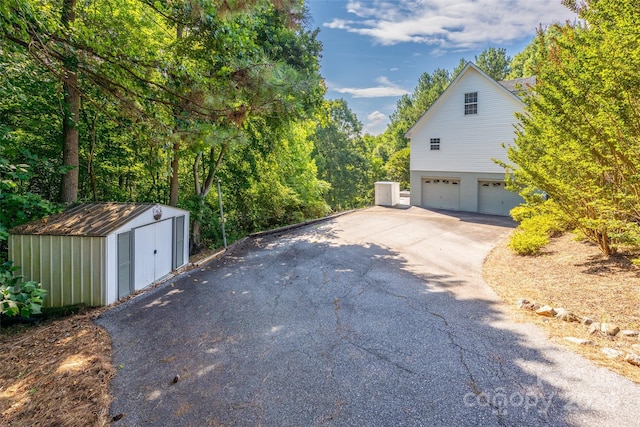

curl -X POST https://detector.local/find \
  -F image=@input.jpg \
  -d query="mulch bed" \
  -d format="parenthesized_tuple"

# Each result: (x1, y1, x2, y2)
(0, 309, 114, 427)
(483, 233, 640, 384)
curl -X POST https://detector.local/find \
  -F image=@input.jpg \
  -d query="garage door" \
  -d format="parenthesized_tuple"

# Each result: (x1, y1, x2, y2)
(478, 181, 523, 216)
(421, 178, 460, 210)
(133, 219, 174, 290)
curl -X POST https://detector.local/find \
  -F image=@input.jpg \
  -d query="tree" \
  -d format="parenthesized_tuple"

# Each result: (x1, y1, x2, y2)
(0, 152, 61, 261)
(504, 0, 640, 256)
(1, 0, 326, 253)
(508, 26, 563, 79)
(1, 0, 170, 203)
(384, 147, 410, 189)
(475, 47, 511, 81)
(312, 99, 371, 209)
(1, 0, 314, 205)
(165, 1, 324, 251)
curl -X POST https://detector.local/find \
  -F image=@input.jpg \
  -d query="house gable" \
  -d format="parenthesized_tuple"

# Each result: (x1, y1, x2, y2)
(407, 63, 526, 174)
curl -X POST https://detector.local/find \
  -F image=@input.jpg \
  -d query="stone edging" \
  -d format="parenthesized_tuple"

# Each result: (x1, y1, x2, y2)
(517, 298, 640, 368)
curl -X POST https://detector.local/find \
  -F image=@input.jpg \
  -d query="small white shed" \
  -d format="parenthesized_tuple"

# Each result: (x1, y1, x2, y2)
(374, 181, 400, 207)
(8, 203, 190, 307)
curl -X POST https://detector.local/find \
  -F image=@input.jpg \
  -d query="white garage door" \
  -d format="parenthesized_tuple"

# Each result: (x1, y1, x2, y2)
(421, 178, 460, 210)
(133, 219, 174, 290)
(478, 181, 523, 216)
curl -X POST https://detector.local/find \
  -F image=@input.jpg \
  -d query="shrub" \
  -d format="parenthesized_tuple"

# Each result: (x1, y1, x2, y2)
(508, 229, 549, 255)
(0, 261, 47, 320)
(508, 199, 570, 255)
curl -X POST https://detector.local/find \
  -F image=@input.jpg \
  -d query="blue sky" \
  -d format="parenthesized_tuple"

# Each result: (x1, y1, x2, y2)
(305, 0, 577, 135)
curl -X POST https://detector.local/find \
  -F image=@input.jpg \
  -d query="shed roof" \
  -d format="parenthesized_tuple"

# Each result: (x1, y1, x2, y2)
(9, 203, 156, 237)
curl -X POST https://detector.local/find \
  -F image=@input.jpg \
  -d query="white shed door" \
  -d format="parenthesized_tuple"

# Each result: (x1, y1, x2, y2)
(478, 181, 523, 216)
(422, 178, 460, 210)
(134, 219, 173, 290)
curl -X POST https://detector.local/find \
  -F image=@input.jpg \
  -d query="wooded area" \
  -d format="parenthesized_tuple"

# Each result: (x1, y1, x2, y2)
(2, 0, 639, 267)
(0, 0, 377, 256)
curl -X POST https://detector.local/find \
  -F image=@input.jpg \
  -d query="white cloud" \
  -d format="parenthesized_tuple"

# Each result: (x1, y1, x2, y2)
(325, 0, 577, 49)
(331, 76, 409, 98)
(334, 87, 409, 98)
(368, 110, 387, 122)
(324, 19, 352, 30)
(363, 110, 389, 135)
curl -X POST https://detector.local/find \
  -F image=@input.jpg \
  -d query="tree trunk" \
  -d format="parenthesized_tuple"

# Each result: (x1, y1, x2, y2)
(190, 144, 228, 254)
(168, 25, 183, 207)
(59, 0, 79, 204)
(190, 210, 202, 255)
(169, 139, 180, 206)
(87, 112, 98, 201)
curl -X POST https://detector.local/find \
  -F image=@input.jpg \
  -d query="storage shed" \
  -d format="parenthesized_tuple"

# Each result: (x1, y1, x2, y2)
(8, 203, 190, 307)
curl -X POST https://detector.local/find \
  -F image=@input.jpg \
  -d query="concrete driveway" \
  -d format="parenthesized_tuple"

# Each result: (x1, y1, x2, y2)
(97, 207, 640, 426)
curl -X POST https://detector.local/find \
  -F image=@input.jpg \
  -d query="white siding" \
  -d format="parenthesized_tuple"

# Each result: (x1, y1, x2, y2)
(409, 67, 524, 174)
(105, 206, 189, 305)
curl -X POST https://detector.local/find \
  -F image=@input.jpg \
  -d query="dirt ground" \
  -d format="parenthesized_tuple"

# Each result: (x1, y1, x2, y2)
(1, 232, 639, 426)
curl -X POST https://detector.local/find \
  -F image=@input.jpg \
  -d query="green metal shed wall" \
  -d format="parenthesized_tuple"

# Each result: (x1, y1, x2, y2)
(8, 234, 106, 307)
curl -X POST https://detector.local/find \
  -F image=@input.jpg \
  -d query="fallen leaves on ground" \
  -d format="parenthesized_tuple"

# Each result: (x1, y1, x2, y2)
(0, 309, 114, 427)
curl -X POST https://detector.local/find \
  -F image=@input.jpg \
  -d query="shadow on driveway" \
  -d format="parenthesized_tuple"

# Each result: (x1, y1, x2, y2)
(96, 209, 639, 426)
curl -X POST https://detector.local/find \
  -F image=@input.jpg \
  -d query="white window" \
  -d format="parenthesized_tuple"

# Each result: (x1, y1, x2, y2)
(430, 138, 440, 150)
(465, 92, 477, 115)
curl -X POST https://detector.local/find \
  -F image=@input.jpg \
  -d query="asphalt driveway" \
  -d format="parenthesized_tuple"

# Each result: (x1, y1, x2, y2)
(97, 206, 640, 426)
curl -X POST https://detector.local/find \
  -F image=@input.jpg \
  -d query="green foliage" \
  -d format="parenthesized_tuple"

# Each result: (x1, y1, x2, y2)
(507, 26, 563, 79)
(508, 229, 549, 256)
(475, 47, 511, 81)
(312, 99, 372, 210)
(1, 0, 328, 253)
(508, 200, 569, 255)
(384, 147, 410, 189)
(0, 152, 61, 261)
(505, 0, 640, 256)
(0, 261, 46, 319)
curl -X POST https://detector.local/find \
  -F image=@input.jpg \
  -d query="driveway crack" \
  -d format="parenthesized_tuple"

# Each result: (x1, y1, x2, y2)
(347, 340, 418, 375)
(426, 308, 507, 426)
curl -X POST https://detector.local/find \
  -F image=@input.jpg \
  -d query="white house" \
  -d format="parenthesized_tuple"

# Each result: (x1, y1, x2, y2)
(405, 62, 533, 216)
(8, 203, 190, 307)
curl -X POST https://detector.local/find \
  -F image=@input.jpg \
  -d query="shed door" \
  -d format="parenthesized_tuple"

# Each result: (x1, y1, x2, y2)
(421, 178, 460, 210)
(134, 219, 174, 290)
(173, 215, 185, 269)
(478, 181, 523, 216)
(117, 232, 132, 298)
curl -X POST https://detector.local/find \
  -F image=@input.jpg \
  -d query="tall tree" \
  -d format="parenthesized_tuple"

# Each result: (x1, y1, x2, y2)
(504, 0, 640, 255)
(1, 0, 172, 203)
(508, 26, 563, 79)
(475, 47, 511, 81)
(159, 1, 323, 251)
(312, 99, 370, 209)
(59, 0, 79, 203)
